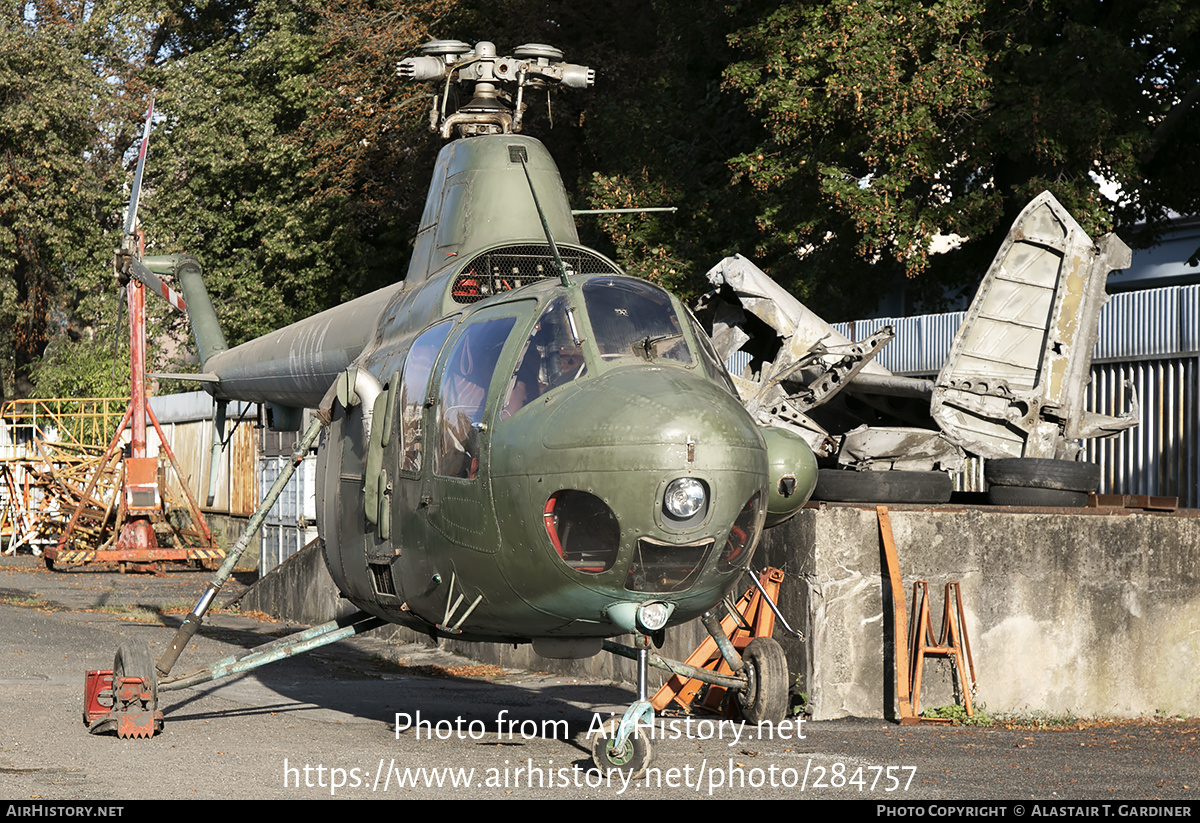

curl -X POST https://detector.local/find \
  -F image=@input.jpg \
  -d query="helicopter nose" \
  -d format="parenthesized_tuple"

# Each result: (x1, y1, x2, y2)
(490, 365, 769, 613)
(496, 364, 767, 480)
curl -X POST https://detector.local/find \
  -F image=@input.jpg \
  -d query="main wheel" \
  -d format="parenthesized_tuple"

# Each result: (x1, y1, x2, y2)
(813, 469, 953, 504)
(113, 637, 158, 713)
(590, 718, 652, 778)
(737, 637, 789, 724)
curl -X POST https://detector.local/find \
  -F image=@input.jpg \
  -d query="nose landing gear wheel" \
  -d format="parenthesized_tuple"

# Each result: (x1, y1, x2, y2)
(590, 718, 652, 779)
(737, 637, 789, 724)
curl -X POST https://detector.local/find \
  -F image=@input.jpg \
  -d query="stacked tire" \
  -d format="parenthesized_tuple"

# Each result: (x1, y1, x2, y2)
(812, 469, 954, 504)
(984, 458, 1099, 507)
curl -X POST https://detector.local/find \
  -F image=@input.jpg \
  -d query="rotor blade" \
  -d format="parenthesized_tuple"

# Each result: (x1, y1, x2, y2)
(123, 99, 154, 237)
(128, 257, 188, 313)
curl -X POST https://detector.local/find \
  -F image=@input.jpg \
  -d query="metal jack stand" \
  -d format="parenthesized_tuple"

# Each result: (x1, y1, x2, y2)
(909, 581, 977, 719)
(650, 567, 797, 715)
(877, 506, 978, 725)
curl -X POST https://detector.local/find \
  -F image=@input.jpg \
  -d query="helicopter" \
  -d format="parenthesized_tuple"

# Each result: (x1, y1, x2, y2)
(92, 39, 819, 774)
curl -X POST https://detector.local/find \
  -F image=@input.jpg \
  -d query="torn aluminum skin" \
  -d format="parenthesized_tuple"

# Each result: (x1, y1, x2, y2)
(931, 192, 1139, 460)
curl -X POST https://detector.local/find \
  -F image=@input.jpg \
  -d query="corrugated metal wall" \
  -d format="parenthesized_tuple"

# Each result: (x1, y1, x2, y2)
(257, 413, 321, 574)
(1084, 357, 1200, 507)
(833, 284, 1200, 506)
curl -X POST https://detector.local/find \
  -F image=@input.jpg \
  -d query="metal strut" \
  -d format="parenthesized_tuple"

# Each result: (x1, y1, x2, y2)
(156, 416, 326, 677)
(161, 611, 386, 692)
(84, 417, 329, 739)
(649, 566, 787, 714)
(594, 568, 792, 772)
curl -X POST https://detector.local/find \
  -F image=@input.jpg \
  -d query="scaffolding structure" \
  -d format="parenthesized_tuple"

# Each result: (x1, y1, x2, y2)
(0, 396, 221, 568)
(0, 398, 125, 556)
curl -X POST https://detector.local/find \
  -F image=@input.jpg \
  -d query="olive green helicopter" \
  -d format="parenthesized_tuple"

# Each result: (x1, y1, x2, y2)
(94, 39, 818, 775)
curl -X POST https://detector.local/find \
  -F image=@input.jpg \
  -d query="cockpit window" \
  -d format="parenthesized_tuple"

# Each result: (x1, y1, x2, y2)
(582, 277, 693, 365)
(399, 321, 453, 474)
(436, 316, 517, 478)
(501, 296, 586, 420)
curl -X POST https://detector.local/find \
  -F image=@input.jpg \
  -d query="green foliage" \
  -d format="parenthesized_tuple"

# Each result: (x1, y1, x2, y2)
(26, 336, 129, 400)
(790, 672, 809, 717)
(143, 0, 336, 349)
(723, 0, 1200, 312)
(728, 0, 993, 265)
(922, 702, 994, 726)
(0, 16, 125, 399)
(572, 1, 768, 301)
(301, 0, 447, 298)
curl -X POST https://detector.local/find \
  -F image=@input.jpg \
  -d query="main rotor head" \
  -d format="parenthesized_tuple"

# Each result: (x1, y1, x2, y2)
(397, 40, 594, 139)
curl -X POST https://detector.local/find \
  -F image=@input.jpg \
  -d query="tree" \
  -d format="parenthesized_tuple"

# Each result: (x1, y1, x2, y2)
(11, 0, 1198, 397)
(572, 1, 768, 299)
(300, 0, 447, 300)
(722, 0, 1200, 314)
(311, 1, 769, 302)
(140, 0, 330, 349)
(0, 0, 256, 400)
(143, 0, 453, 354)
(0, 16, 125, 400)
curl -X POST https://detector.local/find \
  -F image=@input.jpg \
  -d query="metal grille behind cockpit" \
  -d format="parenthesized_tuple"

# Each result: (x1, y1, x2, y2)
(451, 244, 621, 303)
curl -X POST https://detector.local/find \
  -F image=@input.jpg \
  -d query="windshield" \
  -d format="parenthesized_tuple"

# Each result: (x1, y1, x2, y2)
(501, 296, 586, 420)
(581, 277, 693, 366)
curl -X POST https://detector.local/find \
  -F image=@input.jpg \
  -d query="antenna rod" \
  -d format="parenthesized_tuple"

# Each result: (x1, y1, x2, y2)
(519, 156, 570, 288)
(572, 207, 678, 216)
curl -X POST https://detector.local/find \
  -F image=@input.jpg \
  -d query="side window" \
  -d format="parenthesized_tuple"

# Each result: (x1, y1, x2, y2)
(501, 296, 586, 420)
(685, 308, 739, 396)
(399, 321, 453, 474)
(436, 316, 517, 478)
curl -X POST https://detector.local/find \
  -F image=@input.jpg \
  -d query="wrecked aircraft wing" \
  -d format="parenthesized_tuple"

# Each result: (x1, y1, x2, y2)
(838, 425, 965, 473)
(699, 191, 1139, 481)
(699, 254, 962, 470)
(930, 192, 1139, 461)
(700, 255, 896, 458)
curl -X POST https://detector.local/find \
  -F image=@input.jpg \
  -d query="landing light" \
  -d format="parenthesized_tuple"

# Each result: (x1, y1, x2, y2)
(637, 600, 672, 632)
(663, 478, 706, 519)
(605, 600, 675, 634)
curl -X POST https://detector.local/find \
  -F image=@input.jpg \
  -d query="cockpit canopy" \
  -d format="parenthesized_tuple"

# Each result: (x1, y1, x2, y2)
(399, 271, 738, 482)
(582, 277, 692, 366)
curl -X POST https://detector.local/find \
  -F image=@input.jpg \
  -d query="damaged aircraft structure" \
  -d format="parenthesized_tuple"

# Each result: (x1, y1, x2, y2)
(695, 192, 1140, 505)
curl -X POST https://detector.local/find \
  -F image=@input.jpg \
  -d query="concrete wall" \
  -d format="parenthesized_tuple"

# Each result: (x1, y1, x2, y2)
(203, 513, 259, 572)
(240, 505, 1200, 719)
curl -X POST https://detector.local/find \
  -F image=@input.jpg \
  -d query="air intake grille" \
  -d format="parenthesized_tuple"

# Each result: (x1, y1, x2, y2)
(451, 244, 621, 303)
(369, 563, 397, 595)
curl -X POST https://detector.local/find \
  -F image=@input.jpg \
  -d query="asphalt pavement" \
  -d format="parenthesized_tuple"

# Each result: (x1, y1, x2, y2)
(1, 553, 1197, 801)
